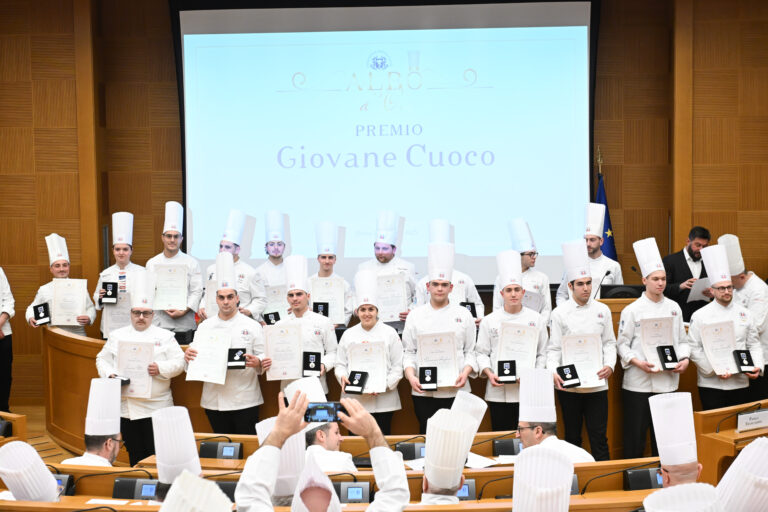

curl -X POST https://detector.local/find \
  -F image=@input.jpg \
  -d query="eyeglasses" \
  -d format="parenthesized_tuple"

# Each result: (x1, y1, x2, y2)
(130, 310, 153, 318)
(517, 425, 536, 431)
(712, 285, 733, 292)
(521, 252, 539, 258)
(110, 438, 125, 447)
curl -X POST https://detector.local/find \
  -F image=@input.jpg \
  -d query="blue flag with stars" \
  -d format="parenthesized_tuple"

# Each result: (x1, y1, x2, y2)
(595, 174, 617, 260)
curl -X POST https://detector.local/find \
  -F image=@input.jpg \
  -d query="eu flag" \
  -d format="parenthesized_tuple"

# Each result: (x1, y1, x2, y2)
(595, 174, 617, 260)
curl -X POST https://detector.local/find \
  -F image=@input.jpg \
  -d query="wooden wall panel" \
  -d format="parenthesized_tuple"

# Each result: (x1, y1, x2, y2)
(0, 127, 33, 172)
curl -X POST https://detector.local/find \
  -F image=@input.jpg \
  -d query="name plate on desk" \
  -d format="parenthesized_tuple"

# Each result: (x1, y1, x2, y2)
(737, 408, 768, 433)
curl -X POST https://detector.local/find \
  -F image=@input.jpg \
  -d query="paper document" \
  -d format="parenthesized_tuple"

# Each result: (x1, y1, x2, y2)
(52, 278, 87, 326)
(465, 452, 499, 469)
(497, 322, 539, 372)
(417, 332, 458, 387)
(153, 264, 188, 310)
(377, 273, 407, 322)
(347, 342, 387, 393)
(640, 317, 674, 372)
(562, 332, 605, 387)
(118, 340, 154, 398)
(186, 329, 231, 385)
(310, 276, 345, 325)
(700, 321, 738, 375)
(687, 278, 710, 303)
(265, 323, 303, 381)
(103, 292, 131, 336)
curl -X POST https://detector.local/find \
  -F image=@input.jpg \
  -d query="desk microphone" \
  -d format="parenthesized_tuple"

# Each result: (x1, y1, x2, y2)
(470, 430, 516, 449)
(477, 473, 515, 500)
(351, 435, 425, 458)
(595, 270, 612, 297)
(580, 459, 658, 494)
(715, 402, 762, 433)
(630, 266, 643, 278)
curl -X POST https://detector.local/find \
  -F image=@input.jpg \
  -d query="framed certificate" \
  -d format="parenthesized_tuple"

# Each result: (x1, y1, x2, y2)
(417, 332, 458, 388)
(186, 328, 231, 385)
(264, 323, 303, 381)
(310, 276, 345, 325)
(640, 317, 674, 372)
(700, 321, 738, 375)
(377, 274, 407, 322)
(52, 278, 87, 326)
(562, 333, 604, 388)
(347, 342, 387, 393)
(153, 264, 188, 310)
(497, 322, 538, 373)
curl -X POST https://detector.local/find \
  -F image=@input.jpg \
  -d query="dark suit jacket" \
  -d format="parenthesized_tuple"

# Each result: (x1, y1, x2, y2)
(662, 249, 709, 322)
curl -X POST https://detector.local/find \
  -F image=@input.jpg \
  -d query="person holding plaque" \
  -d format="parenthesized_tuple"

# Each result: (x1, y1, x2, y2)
(92, 212, 145, 338)
(95, 273, 185, 466)
(0, 267, 14, 413)
(491, 218, 551, 323)
(199, 209, 267, 322)
(546, 240, 616, 461)
(145, 201, 203, 344)
(556, 203, 623, 306)
(254, 210, 289, 325)
(335, 270, 403, 434)
(25, 233, 96, 336)
(617, 237, 690, 459)
(476, 249, 548, 431)
(185, 252, 268, 434)
(688, 245, 763, 410)
(416, 219, 484, 325)
(309, 221, 353, 327)
(403, 243, 477, 434)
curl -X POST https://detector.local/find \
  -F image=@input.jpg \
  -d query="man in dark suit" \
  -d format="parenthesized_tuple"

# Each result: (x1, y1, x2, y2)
(662, 226, 712, 322)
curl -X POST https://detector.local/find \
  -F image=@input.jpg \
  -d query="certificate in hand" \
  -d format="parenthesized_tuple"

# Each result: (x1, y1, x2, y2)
(687, 278, 710, 303)
(264, 284, 288, 319)
(562, 333, 604, 388)
(417, 332, 458, 388)
(104, 292, 132, 336)
(310, 276, 345, 325)
(640, 317, 674, 372)
(498, 322, 539, 372)
(186, 328, 231, 385)
(153, 264, 188, 310)
(205, 278, 219, 318)
(265, 323, 303, 381)
(52, 278, 87, 326)
(377, 273, 407, 322)
(117, 340, 154, 398)
(347, 342, 387, 393)
(700, 320, 738, 375)
(521, 291, 543, 313)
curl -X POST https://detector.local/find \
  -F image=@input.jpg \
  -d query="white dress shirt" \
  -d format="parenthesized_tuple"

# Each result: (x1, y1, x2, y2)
(309, 272, 354, 326)
(475, 306, 548, 403)
(0, 267, 14, 337)
(556, 253, 623, 306)
(189, 312, 265, 411)
(335, 321, 403, 413)
(357, 257, 418, 311)
(145, 251, 203, 332)
(416, 269, 485, 319)
(305, 445, 357, 473)
(275, 310, 338, 393)
(492, 268, 551, 323)
(540, 435, 596, 463)
(60, 452, 112, 467)
(92, 262, 145, 335)
(683, 246, 703, 279)
(96, 324, 185, 420)
(546, 298, 617, 393)
(616, 293, 690, 393)
(201, 259, 267, 319)
(734, 272, 768, 359)
(25, 280, 96, 336)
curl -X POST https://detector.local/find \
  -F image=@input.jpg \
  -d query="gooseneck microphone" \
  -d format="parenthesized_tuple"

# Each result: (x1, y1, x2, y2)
(595, 270, 612, 297)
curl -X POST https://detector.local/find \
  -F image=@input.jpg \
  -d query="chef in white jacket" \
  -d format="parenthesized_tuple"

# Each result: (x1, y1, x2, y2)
(0, 266, 14, 413)
(95, 272, 185, 466)
(145, 201, 203, 344)
(309, 221, 353, 327)
(61, 378, 122, 467)
(476, 249, 548, 431)
(199, 209, 267, 321)
(93, 212, 145, 337)
(688, 244, 763, 410)
(255, 210, 289, 324)
(185, 252, 268, 435)
(26, 233, 96, 336)
(403, 242, 477, 434)
(335, 270, 403, 434)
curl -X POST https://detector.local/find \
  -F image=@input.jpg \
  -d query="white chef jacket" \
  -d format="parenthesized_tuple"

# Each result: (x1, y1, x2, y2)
(617, 293, 690, 393)
(492, 268, 551, 323)
(416, 269, 485, 320)
(475, 307, 548, 403)
(556, 253, 623, 306)
(92, 262, 145, 335)
(335, 321, 403, 413)
(275, 310, 338, 393)
(254, 259, 286, 322)
(689, 300, 764, 390)
(201, 259, 267, 319)
(0, 267, 14, 337)
(305, 445, 357, 473)
(60, 452, 112, 467)
(357, 256, 418, 310)
(235, 445, 409, 512)
(734, 272, 768, 359)
(309, 272, 354, 326)
(145, 251, 203, 332)
(546, 299, 617, 393)
(96, 324, 185, 420)
(189, 312, 265, 411)
(25, 280, 96, 336)
(421, 494, 460, 504)
(402, 301, 478, 398)
(540, 435, 596, 463)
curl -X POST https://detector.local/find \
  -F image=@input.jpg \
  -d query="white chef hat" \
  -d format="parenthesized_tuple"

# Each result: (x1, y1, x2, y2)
(0, 441, 58, 502)
(159, 469, 232, 512)
(215, 251, 236, 292)
(163, 201, 184, 234)
(644, 483, 722, 512)
(649, 392, 698, 466)
(497, 249, 523, 289)
(562, 240, 591, 283)
(429, 219, 452, 244)
(701, 245, 731, 287)
(284, 255, 309, 293)
(519, 367, 557, 423)
(265, 210, 285, 243)
(84, 378, 121, 436)
(428, 243, 454, 282)
(112, 212, 134, 246)
(424, 409, 476, 490)
(375, 210, 399, 246)
(718, 234, 745, 276)
(130, 270, 154, 309)
(315, 221, 338, 256)
(451, 390, 488, 433)
(221, 209, 246, 246)
(633, 237, 665, 278)
(256, 416, 306, 496)
(716, 436, 768, 510)
(284, 376, 327, 403)
(45, 233, 69, 265)
(354, 270, 378, 309)
(585, 203, 606, 238)
(291, 451, 341, 512)
(508, 218, 536, 253)
(152, 406, 201, 484)
(512, 445, 574, 512)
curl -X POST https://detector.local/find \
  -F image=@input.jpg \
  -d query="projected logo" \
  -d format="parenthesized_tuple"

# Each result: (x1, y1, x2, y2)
(368, 51, 390, 71)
